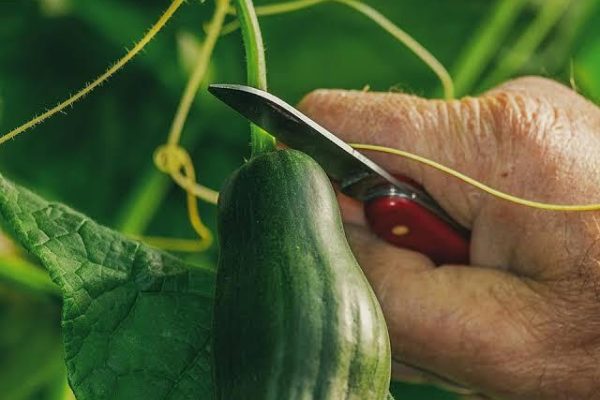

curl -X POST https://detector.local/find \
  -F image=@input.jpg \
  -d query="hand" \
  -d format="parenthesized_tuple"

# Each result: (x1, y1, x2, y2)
(299, 77, 600, 400)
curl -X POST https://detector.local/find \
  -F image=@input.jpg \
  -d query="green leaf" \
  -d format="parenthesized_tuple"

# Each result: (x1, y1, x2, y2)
(233, 0, 277, 156)
(0, 173, 215, 399)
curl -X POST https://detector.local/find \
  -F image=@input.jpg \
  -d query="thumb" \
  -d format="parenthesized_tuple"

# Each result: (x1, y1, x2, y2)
(298, 78, 594, 398)
(298, 86, 500, 227)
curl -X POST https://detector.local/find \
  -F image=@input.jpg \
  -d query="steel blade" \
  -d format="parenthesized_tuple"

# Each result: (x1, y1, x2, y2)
(208, 83, 405, 198)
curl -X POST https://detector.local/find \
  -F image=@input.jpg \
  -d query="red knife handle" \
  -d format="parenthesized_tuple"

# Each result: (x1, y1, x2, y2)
(364, 190, 470, 266)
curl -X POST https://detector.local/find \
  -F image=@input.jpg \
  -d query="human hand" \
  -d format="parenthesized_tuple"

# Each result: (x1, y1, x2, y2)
(299, 77, 600, 399)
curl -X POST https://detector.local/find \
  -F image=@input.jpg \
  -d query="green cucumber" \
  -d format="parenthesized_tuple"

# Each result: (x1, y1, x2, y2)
(214, 149, 391, 399)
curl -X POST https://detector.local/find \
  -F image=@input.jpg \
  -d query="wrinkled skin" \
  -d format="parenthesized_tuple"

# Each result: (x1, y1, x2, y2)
(299, 77, 600, 400)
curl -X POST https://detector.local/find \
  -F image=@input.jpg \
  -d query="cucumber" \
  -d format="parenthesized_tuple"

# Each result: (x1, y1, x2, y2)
(214, 149, 391, 399)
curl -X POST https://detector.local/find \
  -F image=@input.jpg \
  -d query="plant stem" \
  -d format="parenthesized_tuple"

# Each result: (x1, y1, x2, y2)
(0, 0, 186, 145)
(479, 0, 572, 90)
(234, 0, 277, 156)
(118, 0, 229, 236)
(167, 0, 231, 146)
(70, 0, 181, 95)
(227, 0, 323, 16)
(451, 0, 528, 97)
(144, 0, 231, 251)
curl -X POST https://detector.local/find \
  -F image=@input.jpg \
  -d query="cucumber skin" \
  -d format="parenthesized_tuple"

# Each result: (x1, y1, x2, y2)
(214, 149, 391, 400)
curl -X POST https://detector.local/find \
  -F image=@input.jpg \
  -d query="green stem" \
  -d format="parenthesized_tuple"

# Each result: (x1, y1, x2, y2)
(234, 0, 277, 156)
(479, 0, 572, 90)
(0, 0, 186, 145)
(116, 0, 229, 234)
(167, 0, 231, 146)
(71, 0, 182, 95)
(114, 122, 211, 235)
(451, 0, 528, 97)
(0, 255, 60, 296)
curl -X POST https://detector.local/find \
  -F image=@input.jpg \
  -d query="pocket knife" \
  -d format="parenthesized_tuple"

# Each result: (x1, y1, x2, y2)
(208, 83, 470, 265)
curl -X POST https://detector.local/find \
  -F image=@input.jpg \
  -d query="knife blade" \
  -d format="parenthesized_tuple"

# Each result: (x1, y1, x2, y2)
(208, 83, 467, 231)
(207, 83, 411, 199)
(208, 83, 470, 264)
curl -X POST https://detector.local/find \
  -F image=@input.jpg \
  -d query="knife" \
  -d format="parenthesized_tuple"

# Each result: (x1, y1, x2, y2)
(208, 83, 470, 265)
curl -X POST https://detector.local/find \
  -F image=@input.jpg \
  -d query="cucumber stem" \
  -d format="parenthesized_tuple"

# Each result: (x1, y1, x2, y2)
(234, 0, 277, 156)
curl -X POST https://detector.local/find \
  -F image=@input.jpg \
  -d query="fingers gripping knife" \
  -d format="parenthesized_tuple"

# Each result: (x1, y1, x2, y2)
(208, 84, 470, 265)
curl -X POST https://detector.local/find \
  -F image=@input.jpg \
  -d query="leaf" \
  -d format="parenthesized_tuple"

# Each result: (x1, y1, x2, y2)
(0, 173, 215, 399)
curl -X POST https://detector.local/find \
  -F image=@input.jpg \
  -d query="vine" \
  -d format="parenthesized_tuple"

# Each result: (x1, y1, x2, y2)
(152, 0, 231, 252)
(0, 0, 591, 262)
(0, 0, 186, 145)
(234, 0, 277, 156)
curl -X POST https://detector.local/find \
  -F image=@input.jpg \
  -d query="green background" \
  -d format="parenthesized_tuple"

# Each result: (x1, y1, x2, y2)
(1, 0, 599, 398)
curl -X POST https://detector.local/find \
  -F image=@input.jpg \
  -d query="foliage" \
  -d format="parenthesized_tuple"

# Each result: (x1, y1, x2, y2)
(0, 173, 215, 399)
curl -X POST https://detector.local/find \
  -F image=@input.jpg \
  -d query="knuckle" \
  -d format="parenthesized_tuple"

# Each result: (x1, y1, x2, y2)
(484, 90, 554, 141)
(480, 89, 574, 172)
(482, 77, 582, 150)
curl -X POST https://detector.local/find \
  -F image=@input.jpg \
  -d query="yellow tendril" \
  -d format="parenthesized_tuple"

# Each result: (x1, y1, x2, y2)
(0, 0, 186, 145)
(152, 0, 230, 252)
(351, 143, 600, 212)
(168, 0, 230, 146)
(153, 145, 216, 251)
(223, 0, 454, 99)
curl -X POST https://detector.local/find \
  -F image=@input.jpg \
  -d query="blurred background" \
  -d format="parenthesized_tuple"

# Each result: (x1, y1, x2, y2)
(0, 0, 599, 398)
